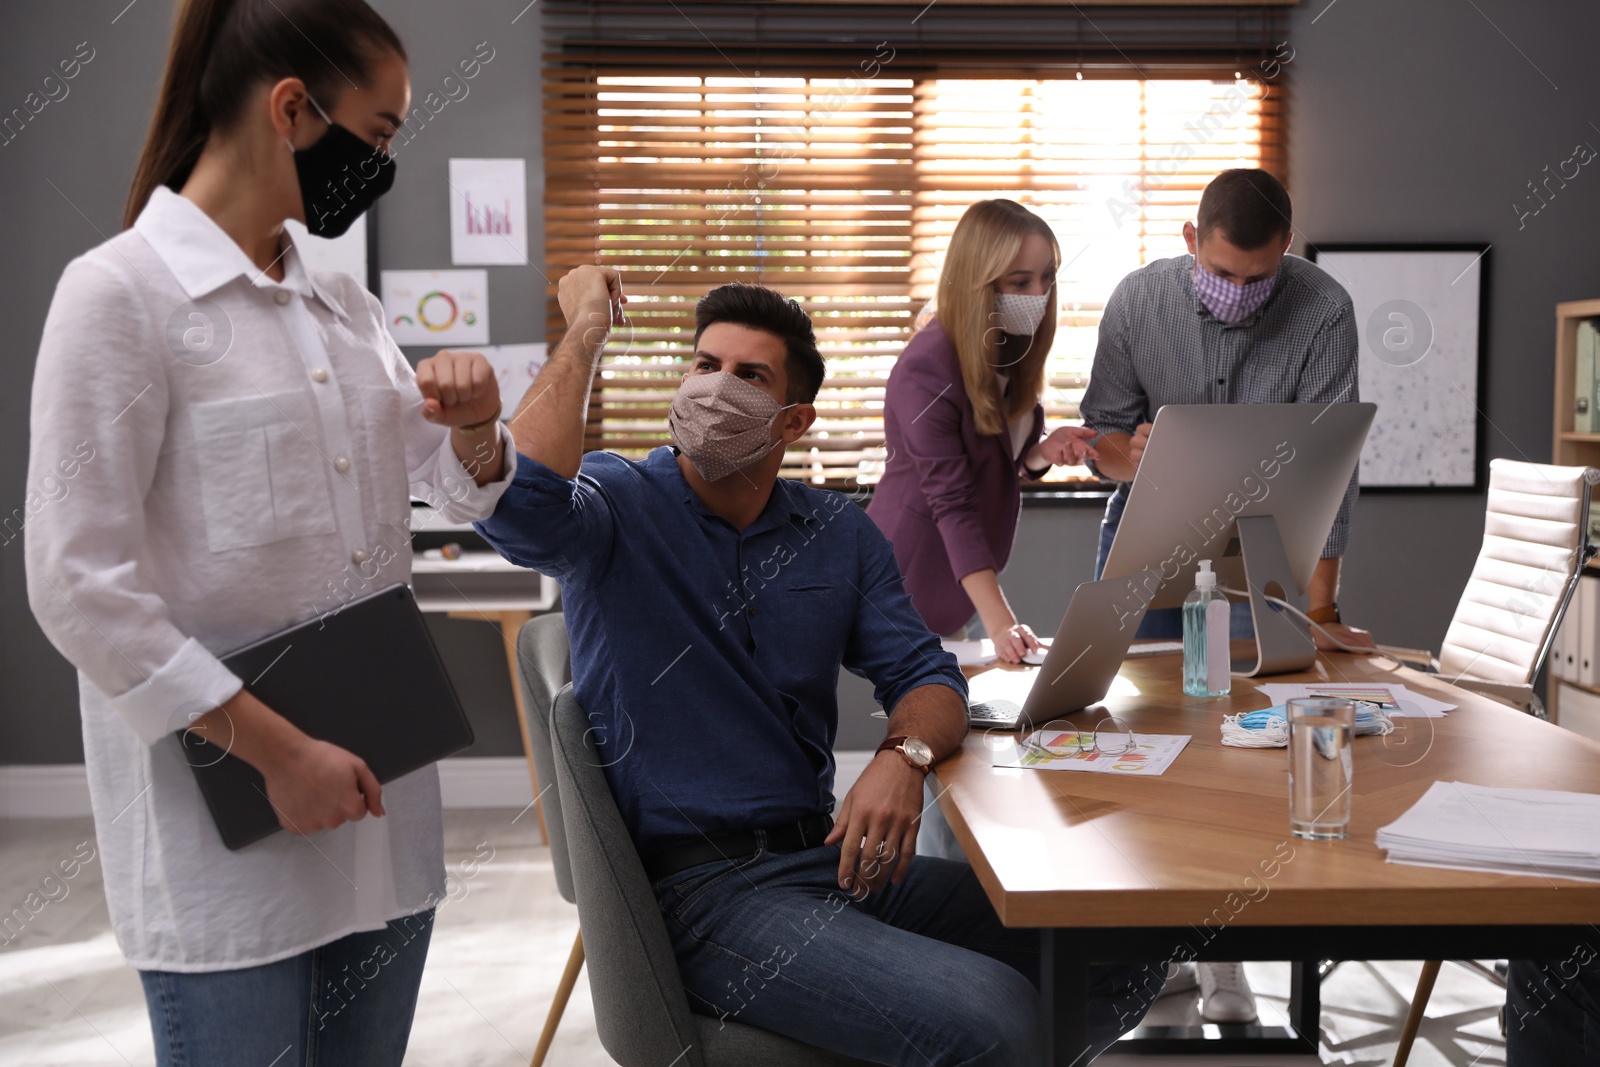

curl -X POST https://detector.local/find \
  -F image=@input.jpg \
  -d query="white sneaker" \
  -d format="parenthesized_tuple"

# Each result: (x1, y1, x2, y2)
(1159, 961, 1198, 996)
(1197, 962, 1259, 1023)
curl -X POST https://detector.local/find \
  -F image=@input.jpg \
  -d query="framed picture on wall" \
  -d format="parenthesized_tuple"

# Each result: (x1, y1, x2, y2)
(1307, 243, 1490, 492)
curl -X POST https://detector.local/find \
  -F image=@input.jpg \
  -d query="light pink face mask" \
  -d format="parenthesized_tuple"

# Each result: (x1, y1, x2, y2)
(668, 371, 796, 482)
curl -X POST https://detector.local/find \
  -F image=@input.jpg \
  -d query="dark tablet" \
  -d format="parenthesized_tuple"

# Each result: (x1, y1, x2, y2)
(179, 583, 475, 850)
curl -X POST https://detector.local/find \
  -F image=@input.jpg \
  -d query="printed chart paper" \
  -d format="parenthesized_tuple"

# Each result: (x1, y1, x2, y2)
(381, 269, 489, 346)
(286, 214, 368, 288)
(449, 158, 528, 265)
(992, 730, 1191, 776)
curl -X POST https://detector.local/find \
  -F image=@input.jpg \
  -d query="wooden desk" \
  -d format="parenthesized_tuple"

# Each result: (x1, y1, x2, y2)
(938, 651, 1600, 1063)
(411, 548, 558, 843)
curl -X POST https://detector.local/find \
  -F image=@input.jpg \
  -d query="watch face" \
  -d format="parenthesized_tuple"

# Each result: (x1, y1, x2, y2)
(902, 738, 935, 766)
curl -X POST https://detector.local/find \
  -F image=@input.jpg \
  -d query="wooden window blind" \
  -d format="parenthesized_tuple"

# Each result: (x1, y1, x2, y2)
(544, 63, 1285, 489)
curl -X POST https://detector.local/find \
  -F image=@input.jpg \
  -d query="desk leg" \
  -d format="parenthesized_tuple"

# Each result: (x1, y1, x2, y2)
(497, 610, 548, 845)
(1289, 959, 1321, 1054)
(1039, 929, 1089, 1067)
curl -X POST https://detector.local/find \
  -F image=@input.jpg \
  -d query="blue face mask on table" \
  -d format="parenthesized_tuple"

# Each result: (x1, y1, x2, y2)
(1221, 703, 1394, 749)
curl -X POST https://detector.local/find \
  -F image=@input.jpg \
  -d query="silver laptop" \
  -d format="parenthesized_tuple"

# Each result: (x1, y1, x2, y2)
(966, 569, 1159, 730)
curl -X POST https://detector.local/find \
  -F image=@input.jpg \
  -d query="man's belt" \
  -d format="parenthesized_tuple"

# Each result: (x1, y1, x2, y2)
(642, 813, 835, 884)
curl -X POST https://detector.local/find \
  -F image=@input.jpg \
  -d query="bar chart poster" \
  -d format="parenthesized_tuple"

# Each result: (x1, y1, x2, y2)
(448, 158, 528, 265)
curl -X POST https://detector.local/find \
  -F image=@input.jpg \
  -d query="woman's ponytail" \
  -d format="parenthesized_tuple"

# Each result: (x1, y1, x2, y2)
(123, 0, 230, 228)
(123, 0, 405, 229)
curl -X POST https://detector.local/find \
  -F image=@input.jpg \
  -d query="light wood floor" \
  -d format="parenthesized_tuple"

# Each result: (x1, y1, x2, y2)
(0, 810, 1507, 1066)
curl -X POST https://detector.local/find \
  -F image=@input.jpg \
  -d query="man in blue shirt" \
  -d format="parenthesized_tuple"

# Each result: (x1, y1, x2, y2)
(477, 265, 1156, 1064)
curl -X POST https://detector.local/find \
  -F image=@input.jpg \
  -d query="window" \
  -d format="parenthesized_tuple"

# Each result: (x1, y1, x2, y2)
(544, 66, 1284, 489)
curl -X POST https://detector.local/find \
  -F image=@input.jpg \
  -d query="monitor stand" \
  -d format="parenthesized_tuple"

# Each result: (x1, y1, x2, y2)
(1231, 515, 1315, 677)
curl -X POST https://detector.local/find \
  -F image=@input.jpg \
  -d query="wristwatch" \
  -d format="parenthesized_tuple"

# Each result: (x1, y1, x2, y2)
(1307, 603, 1341, 625)
(876, 735, 934, 776)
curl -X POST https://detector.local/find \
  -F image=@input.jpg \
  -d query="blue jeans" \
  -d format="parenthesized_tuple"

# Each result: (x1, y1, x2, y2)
(138, 909, 435, 1067)
(1095, 486, 1255, 640)
(1507, 953, 1600, 1065)
(655, 842, 1159, 1065)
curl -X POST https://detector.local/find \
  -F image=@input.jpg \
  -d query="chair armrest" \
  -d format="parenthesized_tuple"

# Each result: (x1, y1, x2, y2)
(1454, 678, 1536, 712)
(1377, 644, 1437, 669)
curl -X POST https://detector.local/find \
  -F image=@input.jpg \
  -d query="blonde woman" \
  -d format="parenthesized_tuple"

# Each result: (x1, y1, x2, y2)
(868, 199, 1097, 664)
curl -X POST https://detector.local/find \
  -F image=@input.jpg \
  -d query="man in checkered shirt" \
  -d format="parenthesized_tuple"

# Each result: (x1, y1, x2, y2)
(1082, 168, 1375, 653)
(1080, 167, 1377, 1026)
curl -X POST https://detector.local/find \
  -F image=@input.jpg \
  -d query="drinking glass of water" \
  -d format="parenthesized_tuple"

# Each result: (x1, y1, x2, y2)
(1287, 697, 1355, 840)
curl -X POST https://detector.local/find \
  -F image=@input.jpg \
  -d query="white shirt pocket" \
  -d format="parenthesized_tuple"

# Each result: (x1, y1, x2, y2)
(189, 393, 339, 553)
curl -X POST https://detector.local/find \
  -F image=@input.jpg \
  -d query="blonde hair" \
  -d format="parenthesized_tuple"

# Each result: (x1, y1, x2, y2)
(932, 200, 1059, 436)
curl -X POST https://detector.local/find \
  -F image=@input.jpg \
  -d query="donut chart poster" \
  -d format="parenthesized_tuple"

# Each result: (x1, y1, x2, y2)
(380, 269, 490, 346)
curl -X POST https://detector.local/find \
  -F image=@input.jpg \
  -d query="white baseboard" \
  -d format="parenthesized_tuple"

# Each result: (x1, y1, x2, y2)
(0, 765, 92, 818)
(1, 752, 881, 817)
(435, 756, 534, 808)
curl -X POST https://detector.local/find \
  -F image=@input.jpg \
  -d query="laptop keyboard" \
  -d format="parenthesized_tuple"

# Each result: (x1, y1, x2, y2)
(968, 699, 1023, 728)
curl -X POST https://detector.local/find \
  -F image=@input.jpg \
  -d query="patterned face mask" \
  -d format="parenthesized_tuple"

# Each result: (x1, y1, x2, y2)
(993, 290, 1052, 336)
(669, 371, 796, 482)
(1192, 259, 1278, 324)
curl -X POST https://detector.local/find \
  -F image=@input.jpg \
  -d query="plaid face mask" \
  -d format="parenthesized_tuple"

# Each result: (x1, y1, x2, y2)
(1192, 260, 1278, 324)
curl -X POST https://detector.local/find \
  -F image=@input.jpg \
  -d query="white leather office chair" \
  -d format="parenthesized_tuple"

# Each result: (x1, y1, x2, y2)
(1385, 459, 1594, 1067)
(1380, 458, 1595, 719)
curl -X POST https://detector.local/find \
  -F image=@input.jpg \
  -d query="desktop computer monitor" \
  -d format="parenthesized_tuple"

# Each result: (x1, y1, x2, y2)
(1099, 402, 1376, 675)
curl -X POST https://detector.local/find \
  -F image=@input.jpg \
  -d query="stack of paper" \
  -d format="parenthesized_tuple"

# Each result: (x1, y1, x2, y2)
(1376, 781, 1600, 882)
(1256, 682, 1455, 718)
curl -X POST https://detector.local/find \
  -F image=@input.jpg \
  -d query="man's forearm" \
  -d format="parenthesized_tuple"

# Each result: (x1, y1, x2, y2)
(1092, 431, 1137, 482)
(883, 682, 968, 763)
(1309, 556, 1341, 611)
(508, 312, 609, 479)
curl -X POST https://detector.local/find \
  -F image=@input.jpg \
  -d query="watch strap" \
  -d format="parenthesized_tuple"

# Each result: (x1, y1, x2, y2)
(1307, 603, 1341, 625)
(875, 735, 932, 776)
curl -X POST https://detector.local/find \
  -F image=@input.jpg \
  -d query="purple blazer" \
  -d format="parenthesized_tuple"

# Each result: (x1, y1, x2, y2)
(866, 320, 1044, 635)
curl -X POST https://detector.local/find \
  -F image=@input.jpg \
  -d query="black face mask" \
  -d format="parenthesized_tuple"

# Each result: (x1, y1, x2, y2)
(291, 95, 395, 238)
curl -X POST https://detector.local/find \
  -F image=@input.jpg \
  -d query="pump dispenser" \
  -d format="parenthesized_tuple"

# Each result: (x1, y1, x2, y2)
(1183, 560, 1231, 697)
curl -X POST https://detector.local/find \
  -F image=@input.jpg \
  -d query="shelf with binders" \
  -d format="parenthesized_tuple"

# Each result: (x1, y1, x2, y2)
(1551, 301, 1600, 727)
(1554, 300, 1600, 465)
(1556, 675, 1600, 698)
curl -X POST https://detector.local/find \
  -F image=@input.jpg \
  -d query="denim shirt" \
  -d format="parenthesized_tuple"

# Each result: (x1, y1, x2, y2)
(475, 447, 967, 849)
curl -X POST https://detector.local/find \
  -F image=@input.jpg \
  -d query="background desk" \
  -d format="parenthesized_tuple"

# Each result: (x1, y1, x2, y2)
(939, 652, 1600, 1063)
(411, 536, 558, 841)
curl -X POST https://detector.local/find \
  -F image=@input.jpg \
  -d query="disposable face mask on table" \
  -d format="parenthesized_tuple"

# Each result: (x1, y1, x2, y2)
(1220, 703, 1393, 749)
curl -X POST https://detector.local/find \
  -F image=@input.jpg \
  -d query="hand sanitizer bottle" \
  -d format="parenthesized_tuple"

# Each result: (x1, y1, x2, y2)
(1183, 560, 1231, 697)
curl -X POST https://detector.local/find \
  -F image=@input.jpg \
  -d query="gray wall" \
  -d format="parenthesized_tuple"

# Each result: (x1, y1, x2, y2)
(0, 0, 544, 762)
(5, 1, 1599, 762)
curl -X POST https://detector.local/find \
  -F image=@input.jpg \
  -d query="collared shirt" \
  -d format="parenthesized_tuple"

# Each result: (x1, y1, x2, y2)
(475, 447, 967, 849)
(25, 186, 513, 971)
(1079, 253, 1359, 557)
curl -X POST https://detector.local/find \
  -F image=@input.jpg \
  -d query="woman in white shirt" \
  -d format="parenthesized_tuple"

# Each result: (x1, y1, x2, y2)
(24, 1, 512, 1063)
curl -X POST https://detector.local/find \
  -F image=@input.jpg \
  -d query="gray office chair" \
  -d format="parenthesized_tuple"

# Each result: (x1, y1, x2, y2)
(512, 615, 578, 1067)
(547, 683, 874, 1066)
